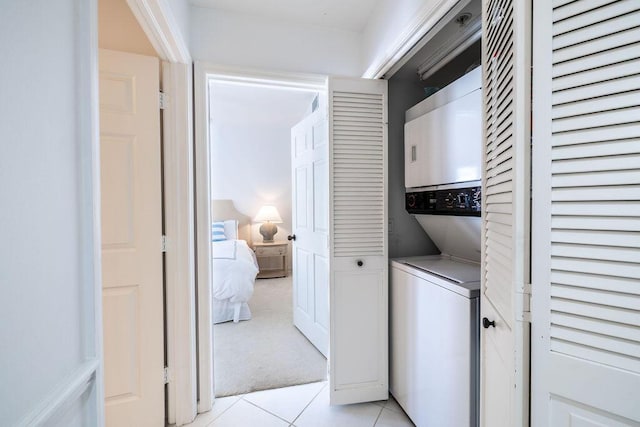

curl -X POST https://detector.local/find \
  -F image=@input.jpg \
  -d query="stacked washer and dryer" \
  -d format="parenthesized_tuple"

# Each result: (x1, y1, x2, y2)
(390, 66, 482, 427)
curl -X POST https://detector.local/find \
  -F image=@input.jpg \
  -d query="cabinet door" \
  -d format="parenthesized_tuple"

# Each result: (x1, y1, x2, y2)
(329, 76, 389, 405)
(531, 1, 640, 424)
(480, 0, 531, 426)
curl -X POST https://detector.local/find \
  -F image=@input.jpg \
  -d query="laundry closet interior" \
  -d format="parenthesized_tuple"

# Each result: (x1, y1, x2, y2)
(385, 0, 483, 426)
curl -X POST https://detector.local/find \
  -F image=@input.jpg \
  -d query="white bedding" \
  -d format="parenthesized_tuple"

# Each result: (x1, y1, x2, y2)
(212, 239, 258, 323)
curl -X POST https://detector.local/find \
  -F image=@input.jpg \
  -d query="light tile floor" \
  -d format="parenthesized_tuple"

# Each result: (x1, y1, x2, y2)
(183, 381, 415, 427)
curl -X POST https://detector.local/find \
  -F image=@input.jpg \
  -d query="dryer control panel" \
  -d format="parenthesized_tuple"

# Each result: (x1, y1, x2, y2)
(406, 186, 481, 216)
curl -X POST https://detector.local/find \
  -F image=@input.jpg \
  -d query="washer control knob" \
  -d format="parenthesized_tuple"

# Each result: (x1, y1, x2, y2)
(407, 194, 417, 208)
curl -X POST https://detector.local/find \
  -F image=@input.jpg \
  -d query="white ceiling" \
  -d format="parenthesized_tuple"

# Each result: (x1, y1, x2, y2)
(189, 0, 379, 32)
(209, 82, 316, 128)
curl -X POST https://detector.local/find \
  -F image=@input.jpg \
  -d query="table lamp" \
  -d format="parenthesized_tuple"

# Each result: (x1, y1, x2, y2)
(254, 205, 283, 243)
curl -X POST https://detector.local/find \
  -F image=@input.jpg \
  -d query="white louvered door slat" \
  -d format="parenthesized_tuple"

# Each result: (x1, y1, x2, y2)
(532, 0, 640, 425)
(480, 0, 532, 426)
(328, 76, 388, 405)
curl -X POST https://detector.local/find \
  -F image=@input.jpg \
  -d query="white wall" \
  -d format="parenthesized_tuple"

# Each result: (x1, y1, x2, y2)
(387, 78, 440, 258)
(190, 7, 362, 76)
(0, 0, 100, 425)
(165, 0, 191, 48)
(209, 82, 316, 257)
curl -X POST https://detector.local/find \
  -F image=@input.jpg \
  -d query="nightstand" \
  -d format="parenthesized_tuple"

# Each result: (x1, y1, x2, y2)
(253, 242, 288, 279)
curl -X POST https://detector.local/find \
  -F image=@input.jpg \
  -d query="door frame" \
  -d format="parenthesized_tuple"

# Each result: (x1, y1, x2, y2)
(193, 62, 327, 412)
(120, 1, 196, 425)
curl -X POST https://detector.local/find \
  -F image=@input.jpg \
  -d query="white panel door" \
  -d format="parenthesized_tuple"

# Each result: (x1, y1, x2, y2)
(291, 106, 330, 357)
(480, 0, 531, 426)
(328, 77, 388, 405)
(99, 49, 164, 427)
(531, 1, 640, 425)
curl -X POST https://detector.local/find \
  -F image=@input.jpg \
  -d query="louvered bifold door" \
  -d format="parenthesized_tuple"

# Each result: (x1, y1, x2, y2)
(531, 1, 640, 425)
(328, 77, 388, 405)
(480, 0, 532, 426)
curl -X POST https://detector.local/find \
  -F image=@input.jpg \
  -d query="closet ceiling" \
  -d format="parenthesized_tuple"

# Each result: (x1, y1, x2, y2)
(391, 0, 481, 82)
(189, 0, 378, 32)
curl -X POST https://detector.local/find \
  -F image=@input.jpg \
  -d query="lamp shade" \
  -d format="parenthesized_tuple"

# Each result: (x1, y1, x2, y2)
(254, 205, 283, 223)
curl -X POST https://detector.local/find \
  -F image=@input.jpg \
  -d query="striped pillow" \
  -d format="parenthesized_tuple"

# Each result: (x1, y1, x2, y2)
(211, 221, 227, 242)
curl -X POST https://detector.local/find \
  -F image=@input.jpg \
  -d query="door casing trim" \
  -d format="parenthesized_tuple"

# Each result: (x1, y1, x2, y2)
(193, 61, 326, 412)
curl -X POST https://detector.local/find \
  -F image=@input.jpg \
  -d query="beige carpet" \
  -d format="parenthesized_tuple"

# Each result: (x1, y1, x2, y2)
(213, 276, 327, 397)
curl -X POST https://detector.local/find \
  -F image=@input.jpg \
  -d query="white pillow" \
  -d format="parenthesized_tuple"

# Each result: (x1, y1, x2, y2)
(223, 220, 238, 240)
(211, 222, 226, 242)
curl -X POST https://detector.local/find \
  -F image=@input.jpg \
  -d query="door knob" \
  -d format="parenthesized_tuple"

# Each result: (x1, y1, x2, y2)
(287, 235, 296, 241)
(482, 317, 496, 329)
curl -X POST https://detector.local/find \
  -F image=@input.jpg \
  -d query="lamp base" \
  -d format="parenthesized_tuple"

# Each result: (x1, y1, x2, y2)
(259, 222, 278, 243)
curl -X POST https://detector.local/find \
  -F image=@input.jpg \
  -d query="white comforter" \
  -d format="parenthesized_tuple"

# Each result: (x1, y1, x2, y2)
(212, 240, 258, 322)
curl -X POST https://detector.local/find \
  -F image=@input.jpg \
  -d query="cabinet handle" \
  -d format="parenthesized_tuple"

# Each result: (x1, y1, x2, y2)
(482, 317, 496, 329)
(357, 260, 364, 267)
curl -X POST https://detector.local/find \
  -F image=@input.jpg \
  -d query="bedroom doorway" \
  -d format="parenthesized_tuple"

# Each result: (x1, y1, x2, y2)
(207, 78, 329, 398)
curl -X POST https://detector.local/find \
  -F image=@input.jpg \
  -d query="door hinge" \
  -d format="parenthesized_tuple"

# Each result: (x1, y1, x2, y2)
(163, 366, 170, 384)
(161, 235, 168, 252)
(159, 91, 168, 110)
(516, 283, 532, 323)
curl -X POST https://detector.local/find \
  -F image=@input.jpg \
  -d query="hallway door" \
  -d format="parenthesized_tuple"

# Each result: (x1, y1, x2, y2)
(291, 106, 330, 357)
(99, 49, 164, 426)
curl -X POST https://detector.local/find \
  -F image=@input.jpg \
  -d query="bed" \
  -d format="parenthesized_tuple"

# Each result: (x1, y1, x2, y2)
(212, 200, 259, 324)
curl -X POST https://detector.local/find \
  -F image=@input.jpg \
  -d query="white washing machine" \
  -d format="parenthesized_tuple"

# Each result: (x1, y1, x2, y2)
(391, 181, 482, 427)
(390, 254, 479, 427)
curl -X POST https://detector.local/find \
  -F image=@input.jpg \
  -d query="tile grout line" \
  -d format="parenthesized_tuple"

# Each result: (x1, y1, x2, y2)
(205, 395, 244, 427)
(372, 404, 385, 427)
(242, 395, 296, 425)
(385, 397, 415, 423)
(290, 381, 329, 426)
